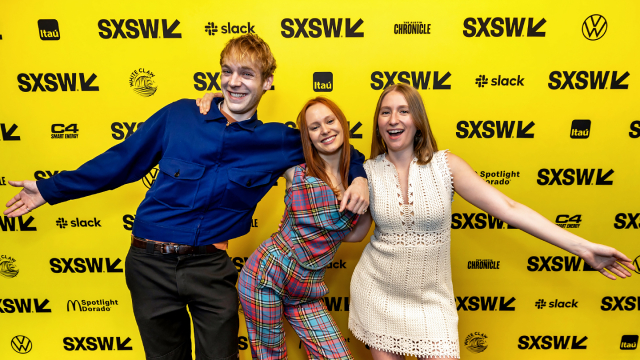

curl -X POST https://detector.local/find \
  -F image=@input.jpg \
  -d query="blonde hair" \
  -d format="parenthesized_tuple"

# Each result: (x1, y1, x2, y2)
(370, 83, 438, 165)
(220, 33, 277, 81)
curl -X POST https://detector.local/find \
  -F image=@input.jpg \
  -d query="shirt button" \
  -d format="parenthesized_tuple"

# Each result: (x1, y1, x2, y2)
(174, 170, 180, 177)
(246, 180, 251, 186)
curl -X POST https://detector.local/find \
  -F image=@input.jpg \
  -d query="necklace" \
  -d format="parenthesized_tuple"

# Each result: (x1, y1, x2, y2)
(218, 101, 231, 126)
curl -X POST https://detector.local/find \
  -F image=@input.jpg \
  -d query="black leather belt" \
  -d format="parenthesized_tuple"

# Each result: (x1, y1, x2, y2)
(131, 235, 221, 255)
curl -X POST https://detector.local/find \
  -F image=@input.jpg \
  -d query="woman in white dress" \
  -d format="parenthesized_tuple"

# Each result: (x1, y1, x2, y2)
(345, 83, 635, 360)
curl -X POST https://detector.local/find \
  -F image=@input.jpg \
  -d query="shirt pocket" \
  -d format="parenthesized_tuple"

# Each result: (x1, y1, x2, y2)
(220, 168, 273, 211)
(152, 158, 205, 209)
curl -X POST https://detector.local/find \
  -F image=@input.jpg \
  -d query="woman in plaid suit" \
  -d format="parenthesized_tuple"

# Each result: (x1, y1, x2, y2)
(237, 97, 374, 359)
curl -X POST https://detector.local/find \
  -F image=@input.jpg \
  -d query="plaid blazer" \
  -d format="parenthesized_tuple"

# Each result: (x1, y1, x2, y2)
(273, 165, 358, 270)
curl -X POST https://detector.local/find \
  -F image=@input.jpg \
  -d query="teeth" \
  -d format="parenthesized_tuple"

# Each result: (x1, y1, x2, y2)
(230, 92, 246, 98)
(322, 136, 336, 143)
(388, 129, 404, 134)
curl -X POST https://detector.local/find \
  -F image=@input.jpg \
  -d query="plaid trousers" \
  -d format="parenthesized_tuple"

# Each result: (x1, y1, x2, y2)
(238, 237, 353, 360)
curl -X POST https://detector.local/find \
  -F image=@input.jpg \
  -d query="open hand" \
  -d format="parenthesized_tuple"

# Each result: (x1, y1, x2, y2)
(4, 180, 46, 218)
(196, 92, 223, 115)
(579, 242, 636, 280)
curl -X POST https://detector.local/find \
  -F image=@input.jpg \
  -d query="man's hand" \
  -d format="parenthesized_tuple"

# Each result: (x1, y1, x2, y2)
(3, 181, 46, 218)
(196, 92, 223, 115)
(340, 177, 369, 214)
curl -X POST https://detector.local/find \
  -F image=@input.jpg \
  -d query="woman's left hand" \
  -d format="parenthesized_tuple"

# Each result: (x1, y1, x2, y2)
(340, 177, 369, 214)
(578, 242, 636, 280)
(196, 92, 223, 115)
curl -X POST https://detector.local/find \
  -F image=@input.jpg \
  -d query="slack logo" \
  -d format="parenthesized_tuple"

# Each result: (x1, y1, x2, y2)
(570, 120, 590, 139)
(476, 75, 524, 88)
(313, 72, 333, 92)
(38, 19, 60, 40)
(535, 299, 578, 309)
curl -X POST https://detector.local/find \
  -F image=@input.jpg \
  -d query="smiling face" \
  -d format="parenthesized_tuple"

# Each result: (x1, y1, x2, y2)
(220, 61, 273, 119)
(305, 103, 344, 156)
(377, 91, 417, 154)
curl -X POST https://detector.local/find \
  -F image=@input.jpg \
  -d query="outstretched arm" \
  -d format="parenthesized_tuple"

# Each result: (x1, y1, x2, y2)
(448, 152, 635, 280)
(4, 181, 46, 217)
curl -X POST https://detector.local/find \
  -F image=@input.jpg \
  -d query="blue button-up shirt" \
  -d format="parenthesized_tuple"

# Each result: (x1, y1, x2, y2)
(37, 98, 366, 245)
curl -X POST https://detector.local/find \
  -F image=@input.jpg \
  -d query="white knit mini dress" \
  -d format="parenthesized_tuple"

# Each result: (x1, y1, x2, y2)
(349, 151, 459, 358)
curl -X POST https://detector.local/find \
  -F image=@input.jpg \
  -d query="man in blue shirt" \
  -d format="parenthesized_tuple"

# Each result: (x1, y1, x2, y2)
(4, 34, 368, 360)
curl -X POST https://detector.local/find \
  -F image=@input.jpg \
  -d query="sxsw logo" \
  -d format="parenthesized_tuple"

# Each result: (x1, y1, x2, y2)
(518, 335, 587, 350)
(313, 72, 333, 92)
(0, 216, 37, 231)
(475, 75, 524, 88)
(456, 296, 515, 311)
(281, 18, 363, 38)
(232, 257, 250, 272)
(322, 296, 349, 311)
(463, 17, 546, 37)
(583, 15, 607, 41)
(630, 121, 640, 138)
(537, 168, 614, 185)
(0, 298, 51, 313)
(194, 72, 221, 91)
(50, 258, 123, 273)
(38, 19, 60, 40)
(456, 121, 534, 139)
(123, 214, 135, 230)
(17, 73, 99, 92)
(111, 121, 144, 140)
(35, 170, 63, 180)
(452, 212, 517, 229)
(98, 19, 181, 39)
(620, 335, 638, 350)
(63, 336, 132, 351)
(1, 124, 20, 141)
(527, 256, 596, 272)
(548, 71, 629, 90)
(614, 213, 640, 229)
(601, 296, 640, 311)
(570, 120, 590, 139)
(370, 71, 451, 90)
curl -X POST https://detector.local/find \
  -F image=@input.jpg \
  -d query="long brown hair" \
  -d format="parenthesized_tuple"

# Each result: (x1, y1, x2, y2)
(296, 97, 351, 196)
(370, 83, 438, 165)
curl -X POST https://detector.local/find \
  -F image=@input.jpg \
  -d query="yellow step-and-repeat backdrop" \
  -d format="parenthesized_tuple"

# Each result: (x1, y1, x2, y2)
(1, 0, 639, 359)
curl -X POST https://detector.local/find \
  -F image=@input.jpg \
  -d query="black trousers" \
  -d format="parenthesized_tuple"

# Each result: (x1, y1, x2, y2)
(125, 245, 239, 360)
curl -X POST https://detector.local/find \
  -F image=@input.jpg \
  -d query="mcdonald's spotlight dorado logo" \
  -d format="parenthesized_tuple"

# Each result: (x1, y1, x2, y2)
(129, 68, 157, 97)
(582, 15, 607, 41)
(0, 255, 19, 278)
(12, 335, 32, 354)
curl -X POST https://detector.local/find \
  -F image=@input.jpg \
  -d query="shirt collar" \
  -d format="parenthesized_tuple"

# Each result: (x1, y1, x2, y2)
(203, 97, 261, 131)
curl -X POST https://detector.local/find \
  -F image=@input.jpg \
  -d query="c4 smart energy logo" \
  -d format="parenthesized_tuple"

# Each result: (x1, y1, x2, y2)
(281, 18, 363, 38)
(583, 15, 607, 40)
(130, 68, 157, 97)
(0, 255, 19, 278)
(98, 19, 181, 39)
(465, 332, 488, 353)
(11, 335, 32, 354)
(38, 19, 60, 40)
(548, 71, 629, 89)
(555, 214, 581, 228)
(51, 124, 79, 139)
(371, 71, 451, 90)
(313, 72, 333, 92)
(463, 17, 545, 37)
